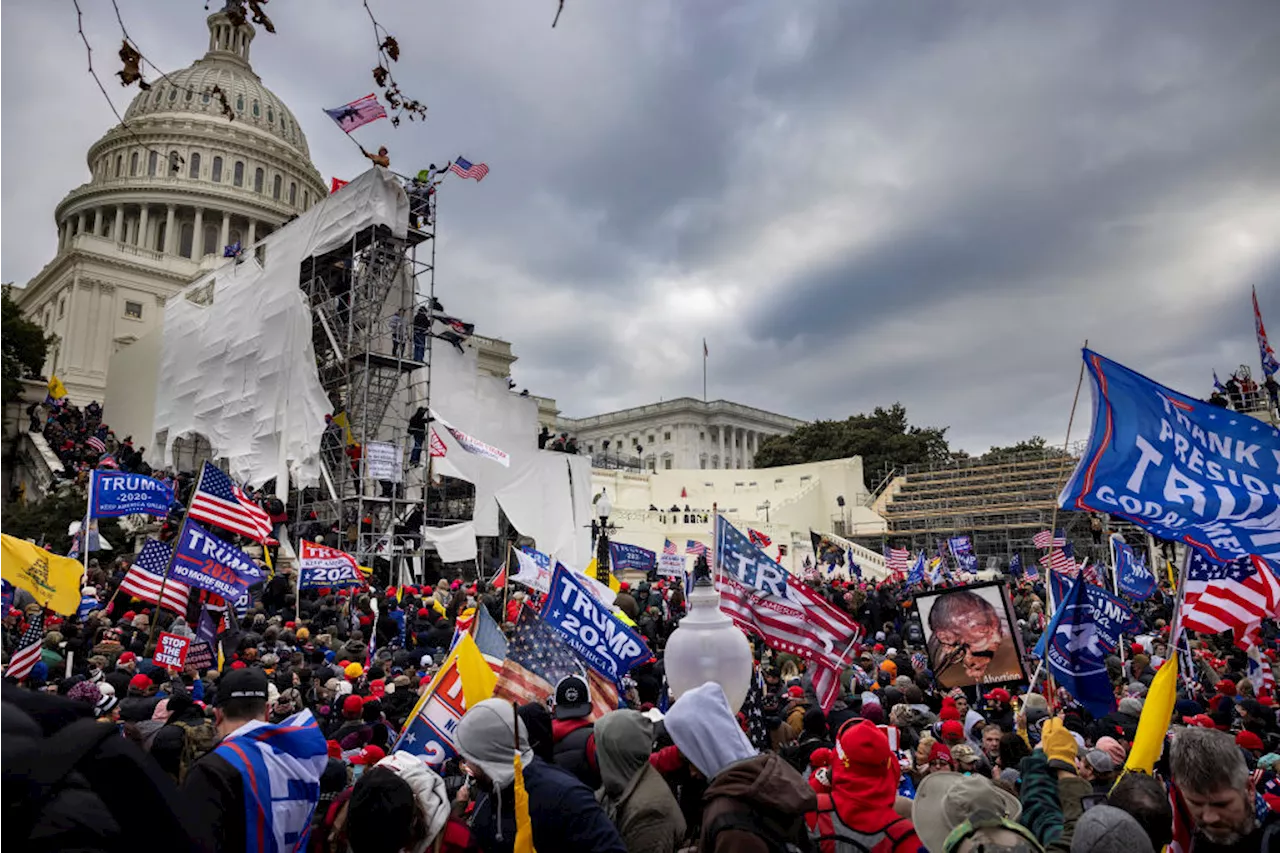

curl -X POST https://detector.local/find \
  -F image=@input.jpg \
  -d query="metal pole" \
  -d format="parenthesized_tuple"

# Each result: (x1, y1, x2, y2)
(146, 464, 207, 651)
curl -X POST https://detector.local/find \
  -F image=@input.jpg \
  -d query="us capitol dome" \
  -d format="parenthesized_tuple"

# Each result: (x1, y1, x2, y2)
(17, 4, 328, 404)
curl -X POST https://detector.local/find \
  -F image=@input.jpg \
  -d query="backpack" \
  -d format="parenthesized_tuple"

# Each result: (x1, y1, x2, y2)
(705, 807, 818, 853)
(173, 718, 217, 782)
(806, 793, 915, 853)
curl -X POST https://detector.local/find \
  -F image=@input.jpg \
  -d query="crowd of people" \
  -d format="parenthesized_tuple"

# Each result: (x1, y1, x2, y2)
(23, 396, 155, 488)
(5, 532, 1280, 853)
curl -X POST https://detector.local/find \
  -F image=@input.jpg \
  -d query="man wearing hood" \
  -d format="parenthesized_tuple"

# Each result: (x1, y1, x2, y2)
(807, 720, 920, 852)
(595, 709, 686, 853)
(345, 750, 473, 853)
(664, 681, 816, 853)
(454, 698, 625, 853)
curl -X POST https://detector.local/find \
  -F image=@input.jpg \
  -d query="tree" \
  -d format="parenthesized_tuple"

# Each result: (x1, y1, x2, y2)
(2, 285, 51, 406)
(979, 435, 1071, 464)
(1, 489, 126, 557)
(753, 403, 950, 482)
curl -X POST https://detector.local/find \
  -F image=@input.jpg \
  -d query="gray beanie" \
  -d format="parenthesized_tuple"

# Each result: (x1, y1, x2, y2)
(1118, 697, 1144, 717)
(1071, 805, 1154, 853)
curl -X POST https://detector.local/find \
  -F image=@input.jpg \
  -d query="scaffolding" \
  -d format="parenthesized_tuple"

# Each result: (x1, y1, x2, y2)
(292, 182, 476, 587)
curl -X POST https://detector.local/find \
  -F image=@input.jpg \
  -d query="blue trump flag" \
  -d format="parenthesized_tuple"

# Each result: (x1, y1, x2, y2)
(715, 515, 790, 597)
(171, 519, 266, 602)
(89, 470, 174, 518)
(608, 541, 656, 573)
(1114, 536, 1156, 600)
(1039, 578, 1128, 718)
(1060, 349, 1280, 563)
(1009, 553, 1023, 577)
(541, 562, 651, 683)
(907, 553, 925, 585)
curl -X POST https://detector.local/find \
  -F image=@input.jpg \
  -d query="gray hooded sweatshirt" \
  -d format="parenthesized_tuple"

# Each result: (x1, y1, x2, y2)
(595, 710, 687, 853)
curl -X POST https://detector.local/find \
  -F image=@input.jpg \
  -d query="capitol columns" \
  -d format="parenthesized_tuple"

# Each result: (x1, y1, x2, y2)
(164, 205, 177, 255)
(718, 425, 726, 469)
(193, 207, 204, 257)
(247, 219, 256, 249)
(114, 207, 124, 244)
(138, 205, 150, 250)
(92, 208, 103, 237)
(220, 211, 231, 252)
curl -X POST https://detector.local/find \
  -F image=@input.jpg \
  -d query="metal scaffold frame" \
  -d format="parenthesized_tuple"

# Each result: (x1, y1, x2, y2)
(292, 180, 475, 588)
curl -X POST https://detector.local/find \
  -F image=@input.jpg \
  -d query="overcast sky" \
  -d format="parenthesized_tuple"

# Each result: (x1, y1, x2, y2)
(4, 1, 1278, 454)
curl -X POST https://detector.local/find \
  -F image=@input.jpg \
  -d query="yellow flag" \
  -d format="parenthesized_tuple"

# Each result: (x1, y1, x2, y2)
(331, 412, 356, 446)
(584, 559, 621, 593)
(1125, 657, 1178, 774)
(513, 750, 538, 853)
(1, 534, 85, 615)
(452, 632, 498, 708)
(47, 375, 68, 400)
(1166, 560, 1177, 592)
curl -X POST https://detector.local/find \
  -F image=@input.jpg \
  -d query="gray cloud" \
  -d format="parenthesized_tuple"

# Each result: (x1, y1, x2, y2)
(3, 0, 1278, 457)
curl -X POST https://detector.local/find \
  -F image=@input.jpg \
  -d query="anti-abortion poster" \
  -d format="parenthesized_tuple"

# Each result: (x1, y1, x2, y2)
(915, 582, 1026, 691)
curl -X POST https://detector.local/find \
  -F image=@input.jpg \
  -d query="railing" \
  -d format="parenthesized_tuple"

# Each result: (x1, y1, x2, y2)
(863, 467, 897, 507)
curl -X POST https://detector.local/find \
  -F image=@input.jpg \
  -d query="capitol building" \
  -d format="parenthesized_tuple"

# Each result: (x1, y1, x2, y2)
(16, 5, 327, 404)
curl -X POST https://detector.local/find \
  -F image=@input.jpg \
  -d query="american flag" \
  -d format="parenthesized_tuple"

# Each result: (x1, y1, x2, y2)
(323, 93, 387, 133)
(1181, 550, 1280, 649)
(6, 610, 45, 680)
(1248, 648, 1275, 696)
(494, 608, 617, 720)
(97, 453, 119, 470)
(1082, 563, 1106, 587)
(662, 539, 678, 556)
(718, 573, 861, 712)
(884, 546, 910, 576)
(747, 528, 772, 548)
(86, 436, 106, 454)
(448, 156, 489, 182)
(686, 540, 707, 557)
(189, 462, 272, 543)
(1040, 543, 1078, 576)
(119, 539, 191, 614)
(1033, 529, 1067, 549)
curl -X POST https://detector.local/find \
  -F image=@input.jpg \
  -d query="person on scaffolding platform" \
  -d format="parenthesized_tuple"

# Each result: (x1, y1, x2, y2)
(408, 407, 429, 466)
(412, 305, 431, 362)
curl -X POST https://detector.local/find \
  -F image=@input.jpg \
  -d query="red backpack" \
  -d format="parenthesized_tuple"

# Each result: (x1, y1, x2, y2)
(806, 793, 917, 853)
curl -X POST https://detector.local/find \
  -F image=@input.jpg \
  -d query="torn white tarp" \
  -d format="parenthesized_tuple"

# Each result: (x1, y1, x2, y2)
(421, 522, 479, 563)
(149, 168, 409, 488)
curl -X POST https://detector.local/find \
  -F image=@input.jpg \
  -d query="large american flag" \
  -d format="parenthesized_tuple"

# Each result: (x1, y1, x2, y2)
(1081, 563, 1106, 587)
(448, 156, 489, 182)
(718, 574, 861, 712)
(323, 94, 387, 133)
(493, 607, 617, 720)
(884, 547, 910, 576)
(1040, 545, 1078, 576)
(119, 539, 191, 614)
(662, 539, 678, 556)
(1181, 550, 1280, 649)
(6, 611, 44, 680)
(86, 436, 106, 454)
(1033, 529, 1067, 549)
(685, 540, 707, 557)
(189, 462, 272, 542)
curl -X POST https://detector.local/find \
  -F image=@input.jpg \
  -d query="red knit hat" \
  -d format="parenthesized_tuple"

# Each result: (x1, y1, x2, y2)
(939, 704, 961, 722)
(940, 720, 965, 743)
(326, 740, 343, 759)
(810, 747, 832, 769)
(1237, 730, 1265, 751)
(417, 608, 430, 618)
(128, 673, 152, 691)
(832, 721, 900, 802)
(788, 685, 805, 698)
(117, 651, 136, 664)
(342, 695, 364, 718)
(1218, 679, 1237, 696)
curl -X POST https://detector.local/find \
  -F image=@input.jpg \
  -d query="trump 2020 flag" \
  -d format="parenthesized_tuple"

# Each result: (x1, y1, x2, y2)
(171, 520, 265, 603)
(1114, 535, 1156, 600)
(297, 540, 366, 590)
(541, 563, 651, 683)
(89, 470, 174, 518)
(1059, 349, 1280, 563)
(1040, 578, 1121, 718)
(608, 542, 656, 574)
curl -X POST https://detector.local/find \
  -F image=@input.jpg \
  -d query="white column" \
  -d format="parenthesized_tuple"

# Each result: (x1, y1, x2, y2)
(246, 218, 257, 249)
(113, 207, 124, 243)
(718, 426, 725, 469)
(57, 221, 67, 253)
(92, 208, 103, 236)
(164, 204, 177, 254)
(92, 283, 115, 379)
(749, 431, 758, 467)
(220, 211, 231, 250)
(736, 428, 744, 468)
(138, 205, 150, 249)
(192, 207, 204, 257)
(77, 212, 87, 237)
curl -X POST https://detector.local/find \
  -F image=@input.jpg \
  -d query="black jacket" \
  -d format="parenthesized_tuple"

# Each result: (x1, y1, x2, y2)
(182, 750, 243, 853)
(470, 757, 624, 853)
(552, 722, 600, 789)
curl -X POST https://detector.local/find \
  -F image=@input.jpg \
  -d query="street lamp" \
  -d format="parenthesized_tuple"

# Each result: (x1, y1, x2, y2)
(759, 499, 771, 523)
(594, 489, 614, 585)
(665, 554, 752, 713)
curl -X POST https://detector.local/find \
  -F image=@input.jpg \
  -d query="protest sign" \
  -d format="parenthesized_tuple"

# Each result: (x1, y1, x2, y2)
(153, 632, 191, 669)
(186, 640, 215, 672)
(364, 442, 402, 483)
(89, 471, 174, 518)
(542, 563, 651, 682)
(657, 552, 686, 579)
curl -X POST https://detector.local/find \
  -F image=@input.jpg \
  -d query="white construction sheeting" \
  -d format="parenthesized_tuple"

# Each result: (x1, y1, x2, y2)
(149, 168, 408, 488)
(421, 522, 479, 563)
(424, 344, 592, 567)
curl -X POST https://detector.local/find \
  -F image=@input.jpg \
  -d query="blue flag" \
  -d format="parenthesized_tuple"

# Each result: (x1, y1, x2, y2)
(88, 470, 174, 518)
(846, 549, 862, 579)
(77, 588, 99, 621)
(715, 515, 789, 597)
(907, 553, 925, 585)
(1009, 553, 1023, 576)
(1114, 537, 1156, 599)
(171, 520, 266, 602)
(1040, 579, 1121, 718)
(608, 541, 656, 573)
(948, 536, 973, 556)
(541, 563, 651, 683)
(1060, 349, 1280, 563)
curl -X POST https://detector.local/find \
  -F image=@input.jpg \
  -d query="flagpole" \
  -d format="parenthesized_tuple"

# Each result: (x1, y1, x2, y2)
(702, 340, 707, 403)
(1109, 533, 1126, 665)
(146, 464, 207, 652)
(82, 475, 92, 580)
(502, 542, 513, 618)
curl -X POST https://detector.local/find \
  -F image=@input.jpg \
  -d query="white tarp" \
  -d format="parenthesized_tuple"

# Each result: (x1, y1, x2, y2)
(149, 168, 409, 488)
(421, 521, 479, 563)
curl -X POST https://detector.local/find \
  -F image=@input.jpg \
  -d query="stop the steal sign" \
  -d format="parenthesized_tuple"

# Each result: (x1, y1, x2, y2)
(153, 632, 191, 669)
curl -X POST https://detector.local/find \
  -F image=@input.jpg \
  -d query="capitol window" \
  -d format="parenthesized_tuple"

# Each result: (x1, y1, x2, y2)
(202, 90, 211, 104)
(169, 151, 181, 175)
(664, 431, 671, 440)
(211, 156, 223, 183)
(273, 174, 282, 200)
(252, 99, 260, 118)
(289, 182, 297, 206)
(169, 87, 178, 103)
(267, 107, 274, 123)
(130, 152, 139, 176)
(189, 153, 201, 179)
(233, 161, 244, 187)
(124, 301, 143, 320)
(147, 151, 158, 176)
(186, 89, 193, 102)
(236, 95, 244, 113)
(59, 298, 66, 319)
(254, 167, 264, 193)
(115, 155, 122, 177)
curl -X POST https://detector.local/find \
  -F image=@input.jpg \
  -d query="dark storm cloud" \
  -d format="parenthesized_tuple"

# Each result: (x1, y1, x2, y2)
(3, 0, 1277, 453)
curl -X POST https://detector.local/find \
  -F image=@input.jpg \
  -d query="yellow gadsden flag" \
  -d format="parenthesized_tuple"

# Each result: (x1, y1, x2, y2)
(1125, 656, 1178, 775)
(1, 534, 85, 615)
(47, 375, 68, 401)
